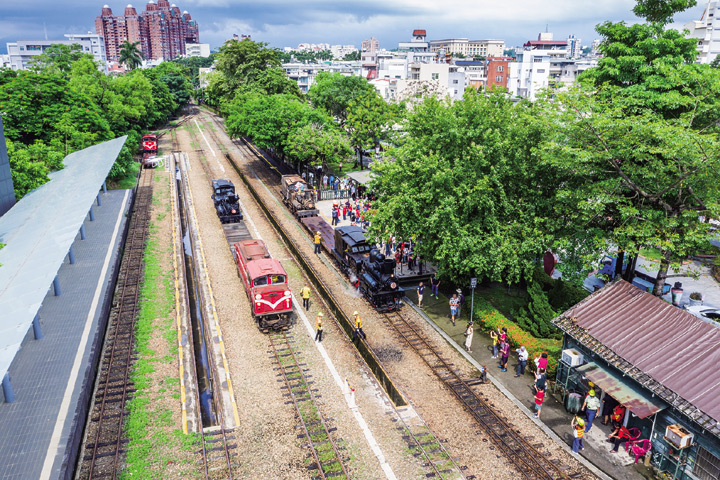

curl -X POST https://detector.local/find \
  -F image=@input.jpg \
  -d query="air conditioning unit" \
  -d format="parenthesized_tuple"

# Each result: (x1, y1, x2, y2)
(561, 348, 584, 367)
(665, 424, 694, 449)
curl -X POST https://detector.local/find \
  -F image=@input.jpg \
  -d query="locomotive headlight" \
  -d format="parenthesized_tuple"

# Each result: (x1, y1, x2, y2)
(255, 294, 262, 300)
(284, 290, 291, 296)
(390, 282, 397, 289)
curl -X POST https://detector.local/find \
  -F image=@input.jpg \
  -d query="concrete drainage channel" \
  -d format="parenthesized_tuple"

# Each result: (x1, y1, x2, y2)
(224, 151, 407, 408)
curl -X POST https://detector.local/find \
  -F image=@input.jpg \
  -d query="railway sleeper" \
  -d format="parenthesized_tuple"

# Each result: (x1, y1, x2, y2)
(84, 438, 130, 450)
(83, 449, 126, 460)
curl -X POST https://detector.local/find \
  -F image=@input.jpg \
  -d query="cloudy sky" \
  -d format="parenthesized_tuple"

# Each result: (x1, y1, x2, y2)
(0, 0, 710, 55)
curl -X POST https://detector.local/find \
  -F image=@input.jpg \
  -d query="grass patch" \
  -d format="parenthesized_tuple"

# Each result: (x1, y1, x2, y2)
(476, 284, 530, 320)
(121, 175, 199, 479)
(108, 162, 140, 190)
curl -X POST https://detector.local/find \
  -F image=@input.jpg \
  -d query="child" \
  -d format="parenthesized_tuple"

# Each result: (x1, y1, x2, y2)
(534, 387, 545, 419)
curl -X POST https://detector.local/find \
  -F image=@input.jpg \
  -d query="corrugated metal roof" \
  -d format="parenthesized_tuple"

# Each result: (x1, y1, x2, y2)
(576, 362, 666, 419)
(554, 279, 720, 438)
(0, 136, 127, 382)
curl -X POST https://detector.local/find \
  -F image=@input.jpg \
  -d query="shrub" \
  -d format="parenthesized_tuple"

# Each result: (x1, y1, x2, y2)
(473, 296, 562, 376)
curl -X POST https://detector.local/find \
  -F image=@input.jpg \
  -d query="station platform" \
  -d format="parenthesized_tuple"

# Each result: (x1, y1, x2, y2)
(0, 189, 132, 480)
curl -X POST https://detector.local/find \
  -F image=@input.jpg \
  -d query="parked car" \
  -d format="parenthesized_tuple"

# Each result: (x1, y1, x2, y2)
(684, 304, 720, 325)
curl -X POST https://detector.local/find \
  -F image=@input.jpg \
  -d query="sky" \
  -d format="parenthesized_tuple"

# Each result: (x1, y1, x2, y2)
(0, 0, 711, 55)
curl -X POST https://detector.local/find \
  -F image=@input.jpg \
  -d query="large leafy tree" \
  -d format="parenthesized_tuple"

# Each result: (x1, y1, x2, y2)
(369, 91, 556, 284)
(307, 72, 377, 126)
(209, 38, 299, 105)
(119, 40, 144, 70)
(28, 44, 91, 78)
(286, 123, 352, 172)
(346, 90, 402, 168)
(541, 0, 720, 296)
(225, 93, 326, 159)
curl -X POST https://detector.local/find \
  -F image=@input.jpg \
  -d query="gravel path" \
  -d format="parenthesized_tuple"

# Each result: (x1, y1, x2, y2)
(188, 109, 597, 480)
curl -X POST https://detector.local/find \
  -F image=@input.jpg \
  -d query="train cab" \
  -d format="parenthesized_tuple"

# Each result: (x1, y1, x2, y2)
(234, 239, 293, 330)
(142, 134, 158, 153)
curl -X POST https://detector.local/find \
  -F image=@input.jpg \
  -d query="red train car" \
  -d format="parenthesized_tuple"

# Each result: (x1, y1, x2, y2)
(233, 239, 293, 331)
(141, 134, 159, 168)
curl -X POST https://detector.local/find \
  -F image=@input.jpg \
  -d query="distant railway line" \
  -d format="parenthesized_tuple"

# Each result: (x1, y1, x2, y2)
(77, 168, 154, 480)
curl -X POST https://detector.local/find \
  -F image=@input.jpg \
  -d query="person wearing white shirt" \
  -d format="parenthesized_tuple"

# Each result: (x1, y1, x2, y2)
(515, 346, 529, 377)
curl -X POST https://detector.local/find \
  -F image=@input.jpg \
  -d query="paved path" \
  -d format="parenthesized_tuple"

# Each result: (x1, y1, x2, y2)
(0, 189, 131, 480)
(406, 289, 656, 480)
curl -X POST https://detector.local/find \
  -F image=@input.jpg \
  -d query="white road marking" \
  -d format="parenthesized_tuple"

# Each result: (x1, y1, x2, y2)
(293, 295, 398, 480)
(39, 189, 130, 480)
(194, 118, 225, 173)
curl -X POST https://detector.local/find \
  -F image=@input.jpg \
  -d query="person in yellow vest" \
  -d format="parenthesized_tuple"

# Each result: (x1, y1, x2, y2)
(314, 231, 322, 254)
(572, 416, 585, 453)
(315, 313, 323, 342)
(300, 285, 312, 311)
(352, 311, 366, 340)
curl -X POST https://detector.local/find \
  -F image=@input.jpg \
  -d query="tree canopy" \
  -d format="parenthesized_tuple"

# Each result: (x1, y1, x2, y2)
(119, 41, 144, 70)
(307, 72, 377, 125)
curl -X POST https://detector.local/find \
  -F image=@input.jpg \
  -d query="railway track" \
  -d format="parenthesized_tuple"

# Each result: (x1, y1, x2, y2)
(268, 332, 350, 480)
(383, 310, 581, 480)
(77, 168, 154, 480)
(172, 151, 239, 479)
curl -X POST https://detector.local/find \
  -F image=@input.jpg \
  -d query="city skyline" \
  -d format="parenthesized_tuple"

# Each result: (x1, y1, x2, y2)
(0, 0, 710, 56)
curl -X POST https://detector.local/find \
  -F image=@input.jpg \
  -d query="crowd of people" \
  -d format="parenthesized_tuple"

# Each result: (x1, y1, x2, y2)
(330, 198, 372, 231)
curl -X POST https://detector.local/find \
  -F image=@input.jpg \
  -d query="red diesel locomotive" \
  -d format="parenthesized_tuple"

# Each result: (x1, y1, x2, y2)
(233, 239, 293, 331)
(141, 133, 159, 168)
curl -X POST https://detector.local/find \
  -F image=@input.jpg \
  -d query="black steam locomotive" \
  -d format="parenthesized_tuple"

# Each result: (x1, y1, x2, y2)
(332, 226, 402, 311)
(211, 179, 243, 224)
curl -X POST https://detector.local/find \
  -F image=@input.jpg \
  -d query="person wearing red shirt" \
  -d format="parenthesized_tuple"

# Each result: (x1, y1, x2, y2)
(534, 387, 545, 419)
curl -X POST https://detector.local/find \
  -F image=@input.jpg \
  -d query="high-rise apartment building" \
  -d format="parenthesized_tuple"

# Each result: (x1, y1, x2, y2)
(361, 37, 379, 53)
(95, 1, 199, 62)
(686, 1, 720, 63)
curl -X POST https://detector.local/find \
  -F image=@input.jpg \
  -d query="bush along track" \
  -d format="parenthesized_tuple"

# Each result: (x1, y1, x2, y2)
(121, 174, 200, 479)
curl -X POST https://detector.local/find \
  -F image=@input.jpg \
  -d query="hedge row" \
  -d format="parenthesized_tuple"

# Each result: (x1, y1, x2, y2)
(474, 296, 562, 376)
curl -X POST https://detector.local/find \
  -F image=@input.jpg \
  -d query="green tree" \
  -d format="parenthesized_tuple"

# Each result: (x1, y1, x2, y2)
(286, 123, 352, 172)
(342, 51, 361, 61)
(346, 90, 400, 168)
(307, 72, 377, 126)
(171, 54, 215, 87)
(28, 44, 91, 77)
(6, 139, 64, 199)
(119, 40, 144, 70)
(368, 91, 556, 284)
(225, 93, 325, 159)
(542, 0, 720, 296)
(209, 38, 288, 104)
(316, 49, 333, 61)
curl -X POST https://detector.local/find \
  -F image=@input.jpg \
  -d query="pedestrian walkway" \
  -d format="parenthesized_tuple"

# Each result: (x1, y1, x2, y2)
(0, 189, 132, 480)
(407, 288, 655, 480)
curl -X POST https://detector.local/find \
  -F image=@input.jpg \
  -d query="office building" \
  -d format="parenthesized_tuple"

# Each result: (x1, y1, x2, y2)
(6, 34, 107, 72)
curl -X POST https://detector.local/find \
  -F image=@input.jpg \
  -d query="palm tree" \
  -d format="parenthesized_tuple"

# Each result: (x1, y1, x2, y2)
(119, 40, 144, 70)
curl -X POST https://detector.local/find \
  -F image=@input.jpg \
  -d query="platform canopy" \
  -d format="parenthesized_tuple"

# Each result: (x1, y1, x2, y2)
(0, 136, 127, 382)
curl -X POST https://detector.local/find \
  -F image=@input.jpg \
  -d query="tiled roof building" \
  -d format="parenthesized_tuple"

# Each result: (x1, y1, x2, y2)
(95, 1, 199, 62)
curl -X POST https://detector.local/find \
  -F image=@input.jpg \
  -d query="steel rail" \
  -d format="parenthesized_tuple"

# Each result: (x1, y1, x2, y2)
(269, 332, 350, 480)
(384, 311, 571, 480)
(173, 135, 235, 480)
(84, 168, 154, 479)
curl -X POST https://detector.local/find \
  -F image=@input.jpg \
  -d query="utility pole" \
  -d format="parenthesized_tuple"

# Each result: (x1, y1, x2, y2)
(470, 278, 477, 323)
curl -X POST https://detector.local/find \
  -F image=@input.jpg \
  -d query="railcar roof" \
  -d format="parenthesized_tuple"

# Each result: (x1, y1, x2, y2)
(336, 225, 367, 246)
(235, 239, 269, 261)
(246, 258, 286, 279)
(281, 175, 304, 185)
(0, 136, 127, 383)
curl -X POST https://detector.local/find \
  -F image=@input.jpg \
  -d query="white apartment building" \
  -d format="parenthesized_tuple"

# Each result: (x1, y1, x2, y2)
(685, 1, 720, 63)
(7, 33, 107, 72)
(429, 38, 505, 57)
(282, 62, 362, 94)
(566, 35, 582, 58)
(185, 43, 210, 57)
(509, 34, 597, 100)
(330, 45, 358, 59)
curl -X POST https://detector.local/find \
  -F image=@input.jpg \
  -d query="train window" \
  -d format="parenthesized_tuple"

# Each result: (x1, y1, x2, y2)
(269, 275, 286, 284)
(253, 276, 268, 286)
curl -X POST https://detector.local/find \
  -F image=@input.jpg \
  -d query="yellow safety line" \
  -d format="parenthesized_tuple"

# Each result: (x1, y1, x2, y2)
(183, 168, 241, 427)
(170, 155, 189, 434)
